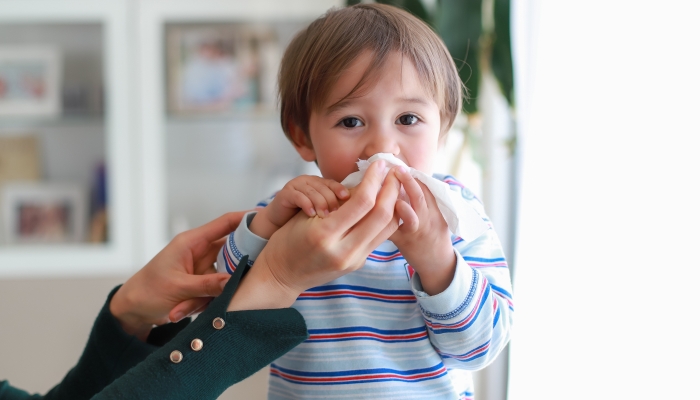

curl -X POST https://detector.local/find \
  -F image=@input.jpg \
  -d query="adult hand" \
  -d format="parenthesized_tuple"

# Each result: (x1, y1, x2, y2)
(228, 160, 402, 311)
(110, 211, 245, 341)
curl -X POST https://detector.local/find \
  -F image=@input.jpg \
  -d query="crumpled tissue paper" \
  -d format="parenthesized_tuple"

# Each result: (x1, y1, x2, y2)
(340, 153, 489, 244)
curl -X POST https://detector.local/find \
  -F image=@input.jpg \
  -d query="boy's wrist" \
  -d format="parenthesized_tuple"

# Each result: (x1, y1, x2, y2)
(407, 242, 456, 296)
(248, 208, 279, 240)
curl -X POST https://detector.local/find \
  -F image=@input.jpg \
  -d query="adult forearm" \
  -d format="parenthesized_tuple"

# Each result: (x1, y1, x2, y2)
(226, 253, 301, 312)
(94, 263, 307, 400)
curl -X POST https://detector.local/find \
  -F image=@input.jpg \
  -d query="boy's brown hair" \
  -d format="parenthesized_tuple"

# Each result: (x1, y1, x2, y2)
(278, 3, 463, 140)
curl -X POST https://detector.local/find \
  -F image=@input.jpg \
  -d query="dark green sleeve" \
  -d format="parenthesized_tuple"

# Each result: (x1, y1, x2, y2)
(0, 381, 35, 400)
(93, 259, 308, 400)
(0, 286, 189, 400)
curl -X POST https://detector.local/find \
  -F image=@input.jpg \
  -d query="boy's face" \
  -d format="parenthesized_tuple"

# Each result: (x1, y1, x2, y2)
(291, 51, 442, 183)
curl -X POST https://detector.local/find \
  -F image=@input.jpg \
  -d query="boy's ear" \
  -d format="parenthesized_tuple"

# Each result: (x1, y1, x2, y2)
(289, 123, 317, 162)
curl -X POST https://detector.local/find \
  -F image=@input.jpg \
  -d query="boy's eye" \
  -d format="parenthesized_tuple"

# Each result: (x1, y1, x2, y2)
(340, 117, 363, 128)
(397, 114, 419, 125)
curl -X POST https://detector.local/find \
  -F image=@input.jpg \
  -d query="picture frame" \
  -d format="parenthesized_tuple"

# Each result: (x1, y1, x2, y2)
(1, 183, 87, 244)
(0, 46, 62, 117)
(165, 23, 280, 115)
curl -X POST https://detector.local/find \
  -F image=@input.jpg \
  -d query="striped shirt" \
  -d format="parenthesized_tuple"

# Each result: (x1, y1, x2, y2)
(217, 174, 514, 399)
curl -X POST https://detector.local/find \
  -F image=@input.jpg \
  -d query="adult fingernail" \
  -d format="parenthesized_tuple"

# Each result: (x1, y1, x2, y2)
(172, 312, 184, 323)
(375, 160, 386, 170)
(399, 166, 407, 174)
(340, 189, 349, 198)
(309, 208, 316, 216)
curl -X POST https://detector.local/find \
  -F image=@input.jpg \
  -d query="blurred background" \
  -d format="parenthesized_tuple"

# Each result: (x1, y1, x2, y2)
(0, 0, 698, 399)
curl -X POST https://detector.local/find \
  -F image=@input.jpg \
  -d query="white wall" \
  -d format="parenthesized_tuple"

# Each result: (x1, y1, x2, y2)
(509, 1, 700, 399)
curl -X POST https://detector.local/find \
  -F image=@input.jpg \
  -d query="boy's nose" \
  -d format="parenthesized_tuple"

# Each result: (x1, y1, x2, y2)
(363, 129, 400, 159)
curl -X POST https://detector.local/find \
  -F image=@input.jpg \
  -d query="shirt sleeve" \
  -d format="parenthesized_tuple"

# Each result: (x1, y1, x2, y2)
(410, 175, 515, 371)
(94, 259, 308, 400)
(216, 211, 268, 274)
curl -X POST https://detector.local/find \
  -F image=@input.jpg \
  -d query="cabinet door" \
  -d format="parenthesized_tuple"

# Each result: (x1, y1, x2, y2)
(0, 1, 135, 277)
(137, 0, 341, 263)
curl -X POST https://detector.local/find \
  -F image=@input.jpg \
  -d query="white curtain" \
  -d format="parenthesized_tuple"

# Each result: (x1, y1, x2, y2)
(508, 1, 700, 399)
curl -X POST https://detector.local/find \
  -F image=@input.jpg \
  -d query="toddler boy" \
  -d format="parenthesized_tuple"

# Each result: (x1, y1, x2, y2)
(217, 4, 513, 399)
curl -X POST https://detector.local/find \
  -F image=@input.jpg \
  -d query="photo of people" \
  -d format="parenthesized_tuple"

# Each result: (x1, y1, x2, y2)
(166, 23, 280, 115)
(1, 184, 86, 244)
(17, 202, 73, 242)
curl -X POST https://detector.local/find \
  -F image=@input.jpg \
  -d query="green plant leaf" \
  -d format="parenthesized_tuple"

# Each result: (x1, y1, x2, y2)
(342, 0, 514, 115)
(374, 0, 431, 24)
(491, 0, 514, 107)
(404, 0, 432, 25)
(437, 0, 482, 114)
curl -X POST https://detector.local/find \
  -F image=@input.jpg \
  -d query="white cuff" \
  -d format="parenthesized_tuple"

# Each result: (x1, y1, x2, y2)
(216, 211, 268, 274)
(411, 248, 479, 320)
(232, 211, 269, 261)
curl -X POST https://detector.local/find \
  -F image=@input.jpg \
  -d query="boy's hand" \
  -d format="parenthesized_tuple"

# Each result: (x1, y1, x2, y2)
(228, 160, 402, 310)
(389, 167, 456, 296)
(249, 175, 349, 239)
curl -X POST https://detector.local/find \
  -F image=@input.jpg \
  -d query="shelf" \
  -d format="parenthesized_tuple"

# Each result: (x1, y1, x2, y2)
(165, 109, 278, 128)
(0, 115, 104, 131)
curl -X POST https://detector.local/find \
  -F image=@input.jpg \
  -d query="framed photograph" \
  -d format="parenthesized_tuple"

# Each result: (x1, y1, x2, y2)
(1, 183, 87, 244)
(166, 23, 280, 115)
(0, 46, 62, 117)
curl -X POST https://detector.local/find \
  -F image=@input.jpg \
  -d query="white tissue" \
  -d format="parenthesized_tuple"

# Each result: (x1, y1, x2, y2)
(340, 153, 489, 244)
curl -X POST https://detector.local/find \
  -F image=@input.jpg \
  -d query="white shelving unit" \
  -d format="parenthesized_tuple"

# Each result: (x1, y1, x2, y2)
(0, 0, 342, 277)
(0, 1, 136, 278)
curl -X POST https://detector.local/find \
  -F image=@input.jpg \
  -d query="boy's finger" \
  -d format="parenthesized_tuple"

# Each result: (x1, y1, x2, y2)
(308, 180, 340, 215)
(394, 167, 428, 216)
(291, 191, 317, 217)
(329, 179, 350, 200)
(395, 199, 419, 234)
(417, 180, 439, 210)
(389, 200, 419, 245)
